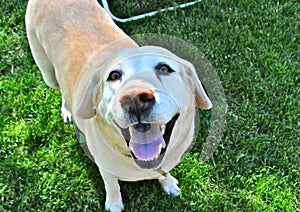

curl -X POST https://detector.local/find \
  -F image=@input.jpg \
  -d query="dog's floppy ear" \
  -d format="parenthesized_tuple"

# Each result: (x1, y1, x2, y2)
(76, 68, 102, 119)
(183, 61, 212, 109)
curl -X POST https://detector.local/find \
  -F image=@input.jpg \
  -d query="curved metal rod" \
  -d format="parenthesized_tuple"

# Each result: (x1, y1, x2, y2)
(101, 0, 203, 23)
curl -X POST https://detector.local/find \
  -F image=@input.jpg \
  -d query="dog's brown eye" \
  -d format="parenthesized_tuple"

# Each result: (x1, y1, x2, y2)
(107, 71, 122, 81)
(156, 63, 174, 74)
(159, 65, 169, 73)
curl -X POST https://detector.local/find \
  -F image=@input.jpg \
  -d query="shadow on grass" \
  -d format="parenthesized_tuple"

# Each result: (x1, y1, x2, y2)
(121, 180, 193, 211)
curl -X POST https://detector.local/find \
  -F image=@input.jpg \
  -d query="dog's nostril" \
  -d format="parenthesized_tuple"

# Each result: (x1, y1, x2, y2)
(139, 91, 154, 102)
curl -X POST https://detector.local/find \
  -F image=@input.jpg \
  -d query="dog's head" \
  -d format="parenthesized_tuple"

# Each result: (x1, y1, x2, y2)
(77, 46, 212, 169)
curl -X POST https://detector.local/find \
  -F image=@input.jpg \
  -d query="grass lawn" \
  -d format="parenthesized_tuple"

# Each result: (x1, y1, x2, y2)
(1, 0, 299, 211)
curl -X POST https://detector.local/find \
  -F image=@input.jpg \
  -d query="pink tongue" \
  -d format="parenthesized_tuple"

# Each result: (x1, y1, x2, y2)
(129, 124, 166, 161)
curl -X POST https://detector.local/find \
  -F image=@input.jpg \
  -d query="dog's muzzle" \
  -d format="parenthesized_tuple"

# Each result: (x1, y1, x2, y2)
(117, 88, 179, 169)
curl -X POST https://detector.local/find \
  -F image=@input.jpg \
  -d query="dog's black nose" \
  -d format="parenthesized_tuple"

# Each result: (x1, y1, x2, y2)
(134, 90, 155, 112)
(120, 89, 155, 116)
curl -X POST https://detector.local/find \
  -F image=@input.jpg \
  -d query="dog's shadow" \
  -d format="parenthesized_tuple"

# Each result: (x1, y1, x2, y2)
(120, 180, 192, 211)
(86, 159, 192, 211)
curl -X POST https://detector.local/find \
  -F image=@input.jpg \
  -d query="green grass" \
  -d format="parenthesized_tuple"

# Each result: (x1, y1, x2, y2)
(1, 0, 299, 211)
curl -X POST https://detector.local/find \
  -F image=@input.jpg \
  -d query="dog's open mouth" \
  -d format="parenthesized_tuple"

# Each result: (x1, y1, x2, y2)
(121, 114, 179, 169)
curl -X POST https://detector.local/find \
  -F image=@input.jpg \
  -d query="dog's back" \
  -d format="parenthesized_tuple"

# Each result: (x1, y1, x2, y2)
(25, 0, 134, 109)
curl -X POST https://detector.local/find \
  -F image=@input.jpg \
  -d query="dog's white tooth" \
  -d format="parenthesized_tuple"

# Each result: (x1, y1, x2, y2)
(161, 125, 166, 134)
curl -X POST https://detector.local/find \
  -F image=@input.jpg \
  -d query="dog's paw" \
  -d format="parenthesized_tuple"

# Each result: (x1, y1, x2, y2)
(159, 174, 181, 197)
(61, 95, 72, 123)
(105, 201, 124, 212)
(61, 105, 72, 123)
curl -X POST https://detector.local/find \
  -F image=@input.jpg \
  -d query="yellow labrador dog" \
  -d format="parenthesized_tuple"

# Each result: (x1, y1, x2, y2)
(26, 0, 212, 211)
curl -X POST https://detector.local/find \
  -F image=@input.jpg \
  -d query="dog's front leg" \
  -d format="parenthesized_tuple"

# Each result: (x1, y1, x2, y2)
(158, 173, 181, 197)
(61, 94, 72, 123)
(99, 169, 124, 212)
